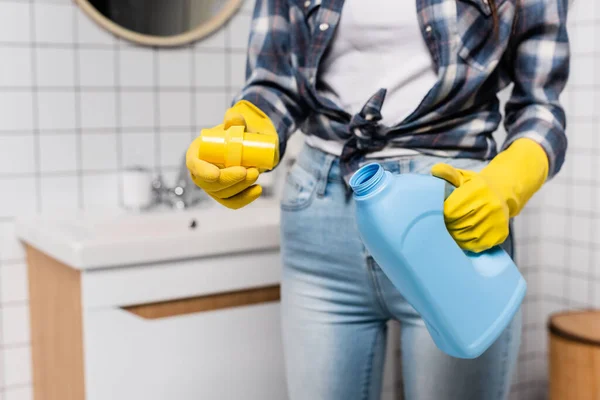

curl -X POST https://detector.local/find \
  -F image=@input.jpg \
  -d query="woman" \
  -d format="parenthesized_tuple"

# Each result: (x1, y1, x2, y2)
(187, 0, 569, 398)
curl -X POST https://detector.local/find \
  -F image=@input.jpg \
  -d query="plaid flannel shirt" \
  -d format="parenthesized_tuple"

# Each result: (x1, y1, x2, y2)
(235, 0, 570, 180)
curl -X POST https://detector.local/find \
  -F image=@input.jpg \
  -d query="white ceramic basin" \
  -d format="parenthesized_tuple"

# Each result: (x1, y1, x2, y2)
(16, 200, 280, 270)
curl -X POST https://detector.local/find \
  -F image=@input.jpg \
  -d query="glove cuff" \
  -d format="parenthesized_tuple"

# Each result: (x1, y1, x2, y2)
(481, 138, 549, 217)
(230, 101, 276, 129)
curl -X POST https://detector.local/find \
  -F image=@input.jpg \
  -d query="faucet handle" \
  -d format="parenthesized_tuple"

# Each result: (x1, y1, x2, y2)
(151, 174, 164, 192)
(173, 184, 185, 196)
(148, 166, 208, 209)
(151, 174, 168, 204)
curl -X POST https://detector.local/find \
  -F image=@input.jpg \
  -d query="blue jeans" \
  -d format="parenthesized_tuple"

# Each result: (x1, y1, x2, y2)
(280, 145, 521, 400)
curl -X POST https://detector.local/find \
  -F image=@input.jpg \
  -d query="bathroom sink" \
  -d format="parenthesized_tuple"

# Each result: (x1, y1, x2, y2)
(16, 200, 280, 270)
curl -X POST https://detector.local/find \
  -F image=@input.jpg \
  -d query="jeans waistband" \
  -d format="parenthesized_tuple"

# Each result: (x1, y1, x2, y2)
(295, 143, 421, 185)
(295, 142, 490, 181)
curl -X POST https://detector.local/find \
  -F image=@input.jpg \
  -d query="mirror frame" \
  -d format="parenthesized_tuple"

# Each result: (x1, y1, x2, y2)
(75, 0, 244, 47)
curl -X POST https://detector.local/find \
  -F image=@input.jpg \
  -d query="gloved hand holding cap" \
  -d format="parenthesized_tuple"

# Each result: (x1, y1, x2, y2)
(186, 100, 280, 210)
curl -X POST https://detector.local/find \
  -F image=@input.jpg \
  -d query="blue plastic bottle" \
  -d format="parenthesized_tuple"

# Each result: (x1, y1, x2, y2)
(349, 163, 526, 359)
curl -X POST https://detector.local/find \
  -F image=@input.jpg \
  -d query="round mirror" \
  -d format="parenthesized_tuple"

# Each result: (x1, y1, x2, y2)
(75, 0, 243, 47)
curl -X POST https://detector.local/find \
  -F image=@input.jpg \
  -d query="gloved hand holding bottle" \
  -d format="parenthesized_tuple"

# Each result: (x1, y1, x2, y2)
(431, 138, 549, 253)
(186, 100, 279, 209)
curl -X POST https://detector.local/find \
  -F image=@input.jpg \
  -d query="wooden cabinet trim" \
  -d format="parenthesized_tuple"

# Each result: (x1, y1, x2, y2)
(26, 245, 86, 400)
(122, 285, 281, 320)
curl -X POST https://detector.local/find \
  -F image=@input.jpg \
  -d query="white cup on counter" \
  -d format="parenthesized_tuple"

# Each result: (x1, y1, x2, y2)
(121, 166, 154, 211)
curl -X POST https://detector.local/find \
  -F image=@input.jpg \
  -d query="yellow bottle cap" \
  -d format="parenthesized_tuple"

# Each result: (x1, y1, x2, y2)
(198, 126, 277, 170)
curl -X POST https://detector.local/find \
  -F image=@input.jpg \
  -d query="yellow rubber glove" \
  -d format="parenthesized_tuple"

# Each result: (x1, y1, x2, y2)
(431, 138, 549, 253)
(224, 100, 280, 169)
(186, 100, 279, 209)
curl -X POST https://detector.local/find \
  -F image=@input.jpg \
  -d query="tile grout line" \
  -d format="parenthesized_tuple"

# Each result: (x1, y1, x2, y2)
(73, 4, 84, 210)
(153, 49, 161, 174)
(588, 44, 599, 306)
(562, 54, 577, 309)
(0, 259, 24, 267)
(29, 0, 41, 215)
(18, 121, 600, 137)
(0, 86, 233, 92)
(0, 41, 249, 52)
(0, 342, 31, 350)
(0, 382, 33, 393)
(115, 38, 124, 207)
(0, 125, 210, 136)
(225, 18, 233, 106)
(0, 300, 29, 308)
(0, 166, 181, 179)
(519, 210, 530, 359)
(190, 44, 197, 141)
(0, 236, 3, 393)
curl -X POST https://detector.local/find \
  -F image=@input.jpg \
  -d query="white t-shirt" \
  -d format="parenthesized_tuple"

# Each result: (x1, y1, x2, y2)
(312, 0, 438, 156)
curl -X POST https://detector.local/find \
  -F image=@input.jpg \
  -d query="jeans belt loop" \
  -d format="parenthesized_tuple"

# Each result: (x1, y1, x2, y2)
(316, 154, 336, 197)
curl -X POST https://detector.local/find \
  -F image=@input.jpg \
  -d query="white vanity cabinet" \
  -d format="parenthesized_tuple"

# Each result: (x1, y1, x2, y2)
(19, 203, 287, 400)
(81, 253, 286, 400)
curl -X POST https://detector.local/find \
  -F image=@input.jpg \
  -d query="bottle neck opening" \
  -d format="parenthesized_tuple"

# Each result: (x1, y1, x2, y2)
(350, 163, 387, 197)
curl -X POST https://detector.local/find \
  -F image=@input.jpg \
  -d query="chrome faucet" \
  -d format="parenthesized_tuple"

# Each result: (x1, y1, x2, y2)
(151, 154, 207, 209)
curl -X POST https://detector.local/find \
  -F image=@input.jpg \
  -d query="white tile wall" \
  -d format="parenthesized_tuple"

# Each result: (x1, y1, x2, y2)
(3, 347, 32, 387)
(195, 51, 228, 87)
(0, 3, 31, 44)
(195, 92, 230, 127)
(81, 132, 119, 171)
(0, 48, 32, 87)
(0, 178, 37, 219)
(0, 93, 34, 132)
(81, 173, 120, 210)
(119, 49, 155, 87)
(0, 264, 28, 305)
(78, 49, 116, 87)
(0, 0, 252, 398)
(569, 56, 595, 87)
(229, 52, 248, 88)
(570, 24, 596, 54)
(39, 176, 79, 212)
(5, 387, 32, 400)
(158, 51, 192, 87)
(159, 92, 192, 127)
(120, 92, 155, 127)
(38, 133, 78, 173)
(160, 131, 193, 168)
(509, 2, 600, 399)
(75, 7, 114, 45)
(37, 92, 77, 130)
(33, 3, 74, 44)
(195, 26, 227, 49)
(80, 92, 118, 129)
(36, 48, 76, 87)
(568, 120, 594, 150)
(228, 13, 252, 50)
(121, 131, 156, 169)
(0, 223, 25, 262)
(0, 136, 36, 174)
(2, 305, 30, 346)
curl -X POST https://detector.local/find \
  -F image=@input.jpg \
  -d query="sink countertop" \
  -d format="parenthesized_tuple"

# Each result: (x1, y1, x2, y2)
(16, 201, 281, 271)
